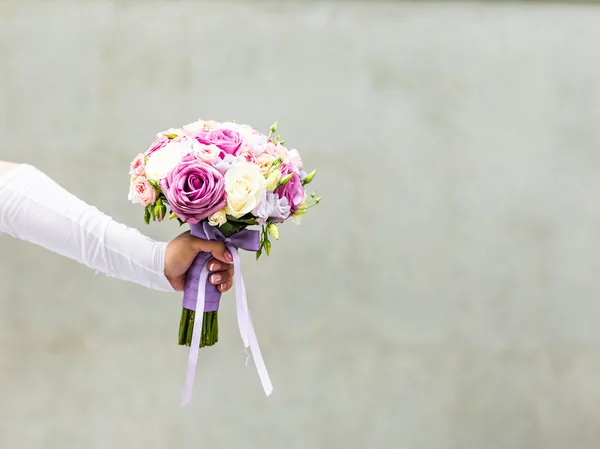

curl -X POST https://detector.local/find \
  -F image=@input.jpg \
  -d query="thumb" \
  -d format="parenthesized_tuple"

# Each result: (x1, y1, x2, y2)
(190, 237, 233, 264)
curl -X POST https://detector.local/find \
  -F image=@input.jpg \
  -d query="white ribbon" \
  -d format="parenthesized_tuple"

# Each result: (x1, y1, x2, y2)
(180, 246, 273, 406)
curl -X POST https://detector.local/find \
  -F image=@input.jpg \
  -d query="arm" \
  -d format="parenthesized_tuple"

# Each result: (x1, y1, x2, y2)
(0, 162, 234, 292)
(0, 161, 18, 177)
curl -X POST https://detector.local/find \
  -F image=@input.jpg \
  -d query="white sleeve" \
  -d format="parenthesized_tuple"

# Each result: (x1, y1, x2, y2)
(0, 164, 175, 292)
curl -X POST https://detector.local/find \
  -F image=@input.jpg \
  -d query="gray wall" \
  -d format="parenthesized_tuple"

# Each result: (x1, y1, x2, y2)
(2, 1, 600, 448)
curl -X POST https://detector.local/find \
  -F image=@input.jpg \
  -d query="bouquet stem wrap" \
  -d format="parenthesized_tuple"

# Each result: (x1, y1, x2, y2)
(180, 222, 273, 406)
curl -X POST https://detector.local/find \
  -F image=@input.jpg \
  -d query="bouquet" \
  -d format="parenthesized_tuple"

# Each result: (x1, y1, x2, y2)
(127, 119, 320, 405)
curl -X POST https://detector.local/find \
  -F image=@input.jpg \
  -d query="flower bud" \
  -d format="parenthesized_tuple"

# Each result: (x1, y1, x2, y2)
(293, 205, 307, 217)
(278, 172, 294, 187)
(267, 223, 279, 240)
(266, 169, 281, 192)
(155, 198, 167, 222)
(302, 169, 316, 185)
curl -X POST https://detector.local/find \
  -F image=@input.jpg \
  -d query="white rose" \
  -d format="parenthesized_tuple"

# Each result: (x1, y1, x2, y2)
(224, 162, 267, 218)
(208, 208, 227, 227)
(182, 120, 208, 134)
(218, 122, 248, 132)
(145, 141, 183, 181)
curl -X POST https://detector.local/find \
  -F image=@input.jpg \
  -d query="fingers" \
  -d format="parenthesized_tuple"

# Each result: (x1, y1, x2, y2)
(208, 259, 234, 286)
(208, 257, 234, 293)
(190, 237, 233, 264)
(218, 280, 233, 293)
(172, 233, 235, 294)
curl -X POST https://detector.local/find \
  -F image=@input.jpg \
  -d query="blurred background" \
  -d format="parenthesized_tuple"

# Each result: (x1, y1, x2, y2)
(2, 0, 600, 448)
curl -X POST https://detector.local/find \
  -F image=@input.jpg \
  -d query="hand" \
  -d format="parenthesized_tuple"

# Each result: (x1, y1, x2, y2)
(164, 231, 234, 292)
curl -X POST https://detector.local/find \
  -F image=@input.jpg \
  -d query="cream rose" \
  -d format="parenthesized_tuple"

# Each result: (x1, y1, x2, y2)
(255, 153, 277, 175)
(224, 162, 267, 218)
(145, 141, 183, 181)
(208, 208, 227, 227)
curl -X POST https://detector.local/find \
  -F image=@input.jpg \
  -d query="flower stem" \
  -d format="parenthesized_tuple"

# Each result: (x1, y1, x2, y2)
(178, 308, 189, 345)
(186, 310, 195, 346)
(177, 309, 219, 348)
(206, 312, 212, 346)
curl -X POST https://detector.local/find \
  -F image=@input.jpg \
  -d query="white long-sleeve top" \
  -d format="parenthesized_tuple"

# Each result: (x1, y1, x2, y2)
(0, 164, 175, 292)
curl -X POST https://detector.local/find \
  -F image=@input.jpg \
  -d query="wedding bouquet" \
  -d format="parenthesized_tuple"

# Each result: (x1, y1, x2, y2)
(127, 118, 319, 404)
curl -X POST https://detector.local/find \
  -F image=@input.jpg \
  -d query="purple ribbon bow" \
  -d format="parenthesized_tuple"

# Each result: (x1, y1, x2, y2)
(180, 222, 273, 406)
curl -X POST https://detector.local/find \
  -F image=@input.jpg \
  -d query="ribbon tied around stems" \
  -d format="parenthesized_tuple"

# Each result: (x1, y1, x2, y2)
(180, 222, 273, 406)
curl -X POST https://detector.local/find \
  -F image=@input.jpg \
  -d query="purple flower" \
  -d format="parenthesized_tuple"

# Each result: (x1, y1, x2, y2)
(161, 154, 227, 224)
(275, 168, 304, 215)
(212, 153, 237, 175)
(252, 191, 291, 224)
(195, 128, 243, 156)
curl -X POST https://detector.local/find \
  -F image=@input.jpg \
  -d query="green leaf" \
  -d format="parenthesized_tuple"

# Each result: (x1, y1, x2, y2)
(144, 206, 151, 225)
(255, 248, 262, 260)
(177, 217, 185, 227)
(164, 133, 178, 139)
(225, 214, 258, 226)
(219, 221, 242, 237)
(265, 239, 271, 256)
(230, 217, 258, 226)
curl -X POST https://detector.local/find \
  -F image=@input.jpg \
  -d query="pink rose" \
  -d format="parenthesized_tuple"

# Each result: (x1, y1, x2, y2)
(133, 176, 158, 206)
(129, 153, 146, 177)
(236, 146, 256, 164)
(195, 128, 243, 156)
(161, 154, 227, 224)
(146, 135, 169, 157)
(193, 144, 222, 163)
